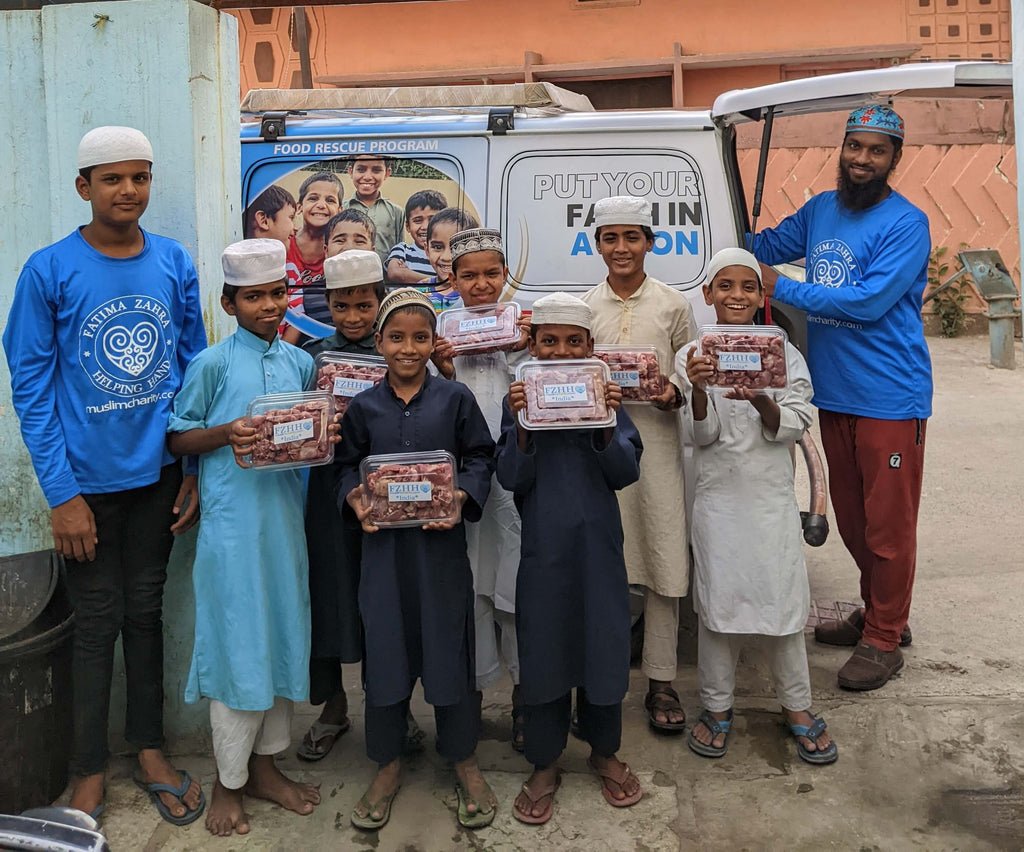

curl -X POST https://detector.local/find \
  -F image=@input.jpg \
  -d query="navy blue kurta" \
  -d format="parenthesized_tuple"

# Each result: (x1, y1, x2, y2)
(496, 402, 643, 707)
(302, 331, 378, 664)
(336, 372, 495, 708)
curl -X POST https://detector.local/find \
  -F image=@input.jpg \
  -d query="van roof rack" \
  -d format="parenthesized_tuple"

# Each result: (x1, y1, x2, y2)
(240, 82, 594, 117)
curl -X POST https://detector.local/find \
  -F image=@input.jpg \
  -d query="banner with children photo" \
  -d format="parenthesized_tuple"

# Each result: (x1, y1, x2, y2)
(243, 154, 482, 341)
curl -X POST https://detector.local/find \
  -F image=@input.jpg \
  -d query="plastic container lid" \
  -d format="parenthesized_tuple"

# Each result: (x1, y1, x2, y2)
(696, 325, 789, 390)
(359, 450, 460, 528)
(313, 352, 387, 417)
(438, 302, 522, 355)
(593, 344, 665, 403)
(515, 358, 616, 430)
(244, 390, 335, 470)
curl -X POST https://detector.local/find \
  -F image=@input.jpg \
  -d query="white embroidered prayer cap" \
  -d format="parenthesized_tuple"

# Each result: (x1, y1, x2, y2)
(375, 287, 436, 333)
(324, 250, 383, 290)
(707, 247, 762, 286)
(593, 195, 653, 230)
(530, 291, 592, 332)
(449, 228, 505, 266)
(221, 239, 287, 287)
(77, 126, 154, 170)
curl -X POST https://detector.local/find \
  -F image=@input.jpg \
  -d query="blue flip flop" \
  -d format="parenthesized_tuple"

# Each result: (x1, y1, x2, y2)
(135, 770, 206, 826)
(789, 715, 839, 765)
(687, 709, 733, 758)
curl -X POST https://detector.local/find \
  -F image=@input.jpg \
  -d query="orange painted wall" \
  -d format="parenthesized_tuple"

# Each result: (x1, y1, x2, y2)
(228, 0, 908, 99)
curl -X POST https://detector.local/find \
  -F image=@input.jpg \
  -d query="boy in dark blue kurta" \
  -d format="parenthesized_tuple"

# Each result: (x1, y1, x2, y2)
(297, 249, 385, 762)
(335, 288, 497, 831)
(495, 292, 644, 826)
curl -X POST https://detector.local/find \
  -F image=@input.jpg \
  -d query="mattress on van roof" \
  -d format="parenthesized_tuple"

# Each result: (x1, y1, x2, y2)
(240, 83, 594, 116)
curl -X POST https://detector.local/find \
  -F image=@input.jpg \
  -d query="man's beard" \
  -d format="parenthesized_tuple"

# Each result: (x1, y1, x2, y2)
(836, 163, 892, 212)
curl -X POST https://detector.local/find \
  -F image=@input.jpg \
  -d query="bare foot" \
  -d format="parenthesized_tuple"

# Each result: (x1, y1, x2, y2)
(137, 748, 202, 818)
(244, 754, 320, 815)
(69, 772, 104, 816)
(691, 709, 731, 749)
(588, 752, 642, 803)
(205, 780, 248, 837)
(785, 708, 833, 753)
(454, 755, 495, 816)
(353, 759, 400, 822)
(318, 688, 349, 728)
(514, 765, 559, 821)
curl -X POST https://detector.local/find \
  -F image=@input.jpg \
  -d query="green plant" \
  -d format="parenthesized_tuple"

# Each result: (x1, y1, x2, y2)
(927, 245, 970, 338)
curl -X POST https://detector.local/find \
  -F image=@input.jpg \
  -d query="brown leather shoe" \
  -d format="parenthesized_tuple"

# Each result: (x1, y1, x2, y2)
(814, 609, 912, 647)
(837, 642, 904, 690)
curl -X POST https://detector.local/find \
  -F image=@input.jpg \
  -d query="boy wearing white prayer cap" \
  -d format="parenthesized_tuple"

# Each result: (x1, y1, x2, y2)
(3, 126, 207, 823)
(581, 195, 695, 735)
(295, 248, 386, 762)
(497, 291, 646, 824)
(674, 247, 836, 765)
(168, 239, 337, 836)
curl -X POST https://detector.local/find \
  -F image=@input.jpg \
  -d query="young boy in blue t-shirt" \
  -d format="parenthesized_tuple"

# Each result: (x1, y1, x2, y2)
(3, 126, 207, 824)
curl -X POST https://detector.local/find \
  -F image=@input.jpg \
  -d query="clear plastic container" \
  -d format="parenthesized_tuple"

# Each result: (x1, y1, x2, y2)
(438, 302, 522, 355)
(359, 450, 460, 528)
(593, 345, 665, 403)
(696, 325, 789, 390)
(313, 352, 387, 417)
(515, 358, 616, 430)
(244, 390, 335, 470)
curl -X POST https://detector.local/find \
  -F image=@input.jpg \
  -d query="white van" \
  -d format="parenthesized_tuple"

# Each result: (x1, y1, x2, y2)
(240, 61, 1011, 347)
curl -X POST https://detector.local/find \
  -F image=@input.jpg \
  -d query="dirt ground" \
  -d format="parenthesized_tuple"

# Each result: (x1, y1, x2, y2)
(91, 335, 1024, 852)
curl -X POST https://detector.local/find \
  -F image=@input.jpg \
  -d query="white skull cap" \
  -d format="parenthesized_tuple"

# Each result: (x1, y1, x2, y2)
(707, 247, 762, 285)
(593, 195, 653, 229)
(530, 291, 592, 332)
(77, 126, 154, 170)
(221, 239, 287, 287)
(325, 250, 383, 290)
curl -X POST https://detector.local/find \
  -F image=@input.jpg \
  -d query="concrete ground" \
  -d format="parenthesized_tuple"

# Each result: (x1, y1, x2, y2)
(94, 335, 1024, 852)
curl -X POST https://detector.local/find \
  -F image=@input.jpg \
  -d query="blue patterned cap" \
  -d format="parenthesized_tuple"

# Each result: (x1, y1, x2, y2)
(846, 106, 905, 141)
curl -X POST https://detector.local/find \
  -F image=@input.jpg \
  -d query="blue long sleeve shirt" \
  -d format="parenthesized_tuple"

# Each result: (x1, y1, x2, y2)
(753, 190, 932, 419)
(3, 228, 207, 507)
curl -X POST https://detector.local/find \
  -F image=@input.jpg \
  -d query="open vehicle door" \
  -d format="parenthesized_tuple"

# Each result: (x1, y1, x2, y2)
(711, 61, 1011, 126)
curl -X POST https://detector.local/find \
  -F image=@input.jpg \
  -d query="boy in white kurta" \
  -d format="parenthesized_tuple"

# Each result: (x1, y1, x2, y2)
(432, 228, 529, 751)
(582, 196, 694, 733)
(675, 248, 837, 766)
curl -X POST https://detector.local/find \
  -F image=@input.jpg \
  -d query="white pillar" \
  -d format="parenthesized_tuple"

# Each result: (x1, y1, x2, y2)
(0, 0, 240, 745)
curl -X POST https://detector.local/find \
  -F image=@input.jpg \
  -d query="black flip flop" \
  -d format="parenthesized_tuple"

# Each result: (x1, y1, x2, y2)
(134, 770, 206, 826)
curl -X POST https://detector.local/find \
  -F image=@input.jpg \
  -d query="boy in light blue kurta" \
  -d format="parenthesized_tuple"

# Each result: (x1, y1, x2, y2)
(168, 239, 324, 837)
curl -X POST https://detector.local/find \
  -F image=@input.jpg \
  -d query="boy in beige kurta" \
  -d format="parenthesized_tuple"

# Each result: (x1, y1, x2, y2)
(582, 195, 695, 733)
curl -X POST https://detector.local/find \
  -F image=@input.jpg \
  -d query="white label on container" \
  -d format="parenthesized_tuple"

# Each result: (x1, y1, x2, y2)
(611, 369, 640, 388)
(333, 376, 374, 397)
(387, 481, 433, 502)
(459, 315, 498, 333)
(273, 418, 314, 444)
(542, 383, 588, 405)
(718, 351, 762, 371)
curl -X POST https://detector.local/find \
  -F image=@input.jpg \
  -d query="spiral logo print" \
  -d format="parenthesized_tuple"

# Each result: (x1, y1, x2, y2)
(80, 295, 175, 397)
(808, 239, 858, 290)
(101, 322, 160, 377)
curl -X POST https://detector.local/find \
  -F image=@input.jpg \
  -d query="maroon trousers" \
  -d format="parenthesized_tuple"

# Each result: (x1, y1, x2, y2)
(818, 411, 926, 651)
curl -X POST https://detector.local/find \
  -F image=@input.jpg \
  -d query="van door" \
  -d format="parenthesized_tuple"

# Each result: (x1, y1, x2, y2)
(711, 60, 1011, 126)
